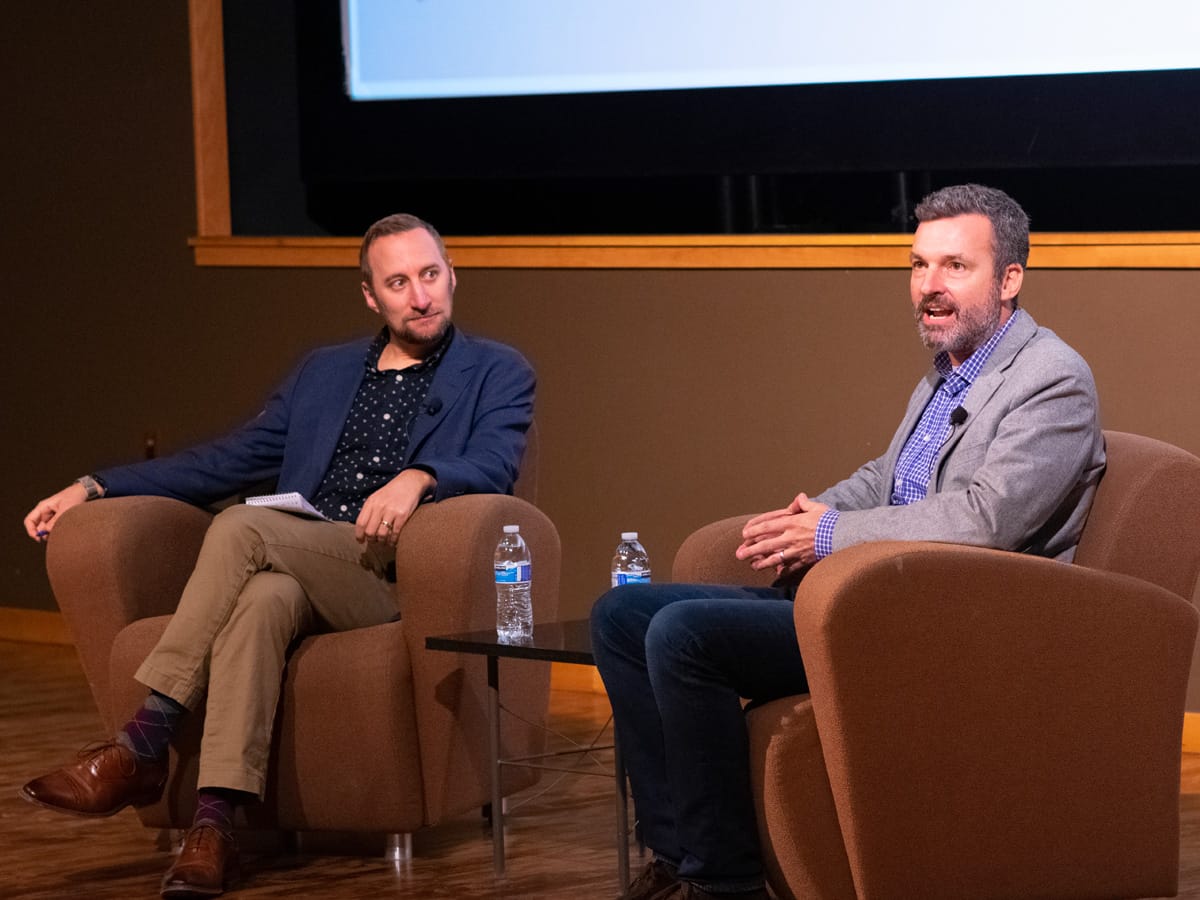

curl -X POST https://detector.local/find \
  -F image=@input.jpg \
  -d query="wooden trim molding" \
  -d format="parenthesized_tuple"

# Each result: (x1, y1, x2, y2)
(550, 662, 608, 694)
(188, 0, 231, 236)
(1184, 713, 1200, 754)
(190, 232, 1200, 270)
(0, 607, 71, 645)
(187, 0, 1200, 270)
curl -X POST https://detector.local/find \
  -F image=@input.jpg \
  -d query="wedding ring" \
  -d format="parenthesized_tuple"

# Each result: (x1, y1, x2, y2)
(382, 520, 393, 530)
(777, 550, 786, 563)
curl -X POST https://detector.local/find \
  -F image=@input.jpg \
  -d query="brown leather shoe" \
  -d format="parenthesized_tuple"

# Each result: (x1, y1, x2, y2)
(620, 858, 680, 900)
(20, 741, 167, 817)
(160, 824, 239, 898)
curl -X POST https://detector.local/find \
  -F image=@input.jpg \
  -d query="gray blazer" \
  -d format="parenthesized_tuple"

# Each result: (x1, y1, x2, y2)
(815, 310, 1105, 562)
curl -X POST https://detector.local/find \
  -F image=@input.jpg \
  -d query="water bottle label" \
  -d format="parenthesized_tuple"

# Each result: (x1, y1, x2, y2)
(612, 572, 651, 587)
(495, 563, 532, 584)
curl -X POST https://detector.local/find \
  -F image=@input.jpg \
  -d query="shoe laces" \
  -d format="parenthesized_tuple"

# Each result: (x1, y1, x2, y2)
(77, 741, 136, 777)
(182, 823, 234, 856)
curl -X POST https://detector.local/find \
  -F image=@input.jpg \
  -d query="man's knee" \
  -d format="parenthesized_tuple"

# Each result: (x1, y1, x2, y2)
(591, 583, 676, 641)
(593, 582, 659, 619)
(643, 601, 698, 665)
(644, 600, 752, 671)
(199, 504, 277, 558)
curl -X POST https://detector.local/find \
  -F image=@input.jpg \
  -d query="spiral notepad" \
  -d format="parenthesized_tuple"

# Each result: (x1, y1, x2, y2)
(245, 492, 330, 521)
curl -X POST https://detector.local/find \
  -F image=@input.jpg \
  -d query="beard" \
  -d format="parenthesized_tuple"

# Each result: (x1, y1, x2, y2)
(397, 313, 451, 347)
(915, 281, 1003, 360)
(394, 281, 454, 348)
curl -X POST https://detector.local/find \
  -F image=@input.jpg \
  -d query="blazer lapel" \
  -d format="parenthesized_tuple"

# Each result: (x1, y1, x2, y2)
(404, 332, 477, 461)
(304, 352, 367, 492)
(937, 311, 1038, 461)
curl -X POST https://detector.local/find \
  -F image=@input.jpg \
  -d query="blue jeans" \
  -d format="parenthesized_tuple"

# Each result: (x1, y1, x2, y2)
(590, 582, 808, 892)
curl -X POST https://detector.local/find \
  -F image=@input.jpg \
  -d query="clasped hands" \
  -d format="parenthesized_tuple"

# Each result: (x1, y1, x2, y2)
(735, 492, 830, 576)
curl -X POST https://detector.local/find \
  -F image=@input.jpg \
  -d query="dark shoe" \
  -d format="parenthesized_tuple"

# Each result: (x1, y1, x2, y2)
(620, 858, 680, 900)
(20, 741, 167, 817)
(657, 882, 770, 899)
(160, 824, 239, 898)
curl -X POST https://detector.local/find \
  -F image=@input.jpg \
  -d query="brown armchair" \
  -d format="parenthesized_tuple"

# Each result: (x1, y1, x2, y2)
(44, 434, 560, 850)
(672, 430, 1200, 900)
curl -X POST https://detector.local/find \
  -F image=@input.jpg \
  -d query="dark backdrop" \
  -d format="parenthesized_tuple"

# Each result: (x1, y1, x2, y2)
(224, 1, 1200, 236)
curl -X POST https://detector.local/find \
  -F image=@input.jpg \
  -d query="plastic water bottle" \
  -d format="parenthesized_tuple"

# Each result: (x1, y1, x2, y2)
(495, 525, 533, 642)
(611, 532, 651, 587)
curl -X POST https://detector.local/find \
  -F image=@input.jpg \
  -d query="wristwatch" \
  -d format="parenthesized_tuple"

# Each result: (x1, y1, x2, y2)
(75, 474, 105, 501)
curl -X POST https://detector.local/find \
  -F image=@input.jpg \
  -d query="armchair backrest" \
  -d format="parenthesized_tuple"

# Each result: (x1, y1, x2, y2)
(1073, 429, 1200, 601)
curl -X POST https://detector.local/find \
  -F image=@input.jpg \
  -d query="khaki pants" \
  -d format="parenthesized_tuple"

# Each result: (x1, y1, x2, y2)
(134, 505, 397, 797)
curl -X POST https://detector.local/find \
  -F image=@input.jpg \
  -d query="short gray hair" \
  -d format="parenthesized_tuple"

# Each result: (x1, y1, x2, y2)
(914, 184, 1030, 280)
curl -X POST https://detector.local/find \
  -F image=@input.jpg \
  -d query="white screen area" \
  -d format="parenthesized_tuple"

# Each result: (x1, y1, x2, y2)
(344, 0, 1199, 101)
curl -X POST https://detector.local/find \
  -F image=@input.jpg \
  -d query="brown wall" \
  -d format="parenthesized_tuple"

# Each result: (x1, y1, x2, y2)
(6, 6, 1200, 698)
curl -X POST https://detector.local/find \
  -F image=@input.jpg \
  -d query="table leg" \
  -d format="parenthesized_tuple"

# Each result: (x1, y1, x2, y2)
(614, 723, 630, 887)
(487, 654, 505, 876)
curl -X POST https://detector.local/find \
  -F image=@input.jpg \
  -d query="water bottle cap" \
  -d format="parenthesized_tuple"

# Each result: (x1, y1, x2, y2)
(620, 532, 638, 540)
(503, 525, 520, 533)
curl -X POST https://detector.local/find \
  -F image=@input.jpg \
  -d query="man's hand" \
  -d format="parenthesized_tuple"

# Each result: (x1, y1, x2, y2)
(355, 469, 437, 547)
(23, 482, 92, 542)
(735, 492, 830, 575)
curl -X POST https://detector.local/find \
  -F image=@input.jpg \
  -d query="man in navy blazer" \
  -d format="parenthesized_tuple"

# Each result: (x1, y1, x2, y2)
(594, 185, 1106, 900)
(21, 214, 534, 898)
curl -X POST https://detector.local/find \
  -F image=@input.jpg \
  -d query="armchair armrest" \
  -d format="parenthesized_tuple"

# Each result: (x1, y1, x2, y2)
(45, 496, 213, 729)
(393, 493, 561, 645)
(392, 493, 562, 820)
(793, 540, 1198, 899)
(673, 514, 776, 587)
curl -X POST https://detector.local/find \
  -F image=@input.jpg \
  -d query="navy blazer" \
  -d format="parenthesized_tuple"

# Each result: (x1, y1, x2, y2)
(97, 329, 535, 506)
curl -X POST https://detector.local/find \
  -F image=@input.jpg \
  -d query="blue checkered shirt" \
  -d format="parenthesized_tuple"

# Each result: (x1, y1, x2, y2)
(813, 310, 1022, 558)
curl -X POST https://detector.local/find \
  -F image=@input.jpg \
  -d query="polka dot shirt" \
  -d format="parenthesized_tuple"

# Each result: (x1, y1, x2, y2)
(311, 326, 452, 521)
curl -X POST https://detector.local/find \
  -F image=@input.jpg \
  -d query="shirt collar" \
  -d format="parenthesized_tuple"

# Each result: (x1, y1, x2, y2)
(364, 324, 455, 373)
(933, 308, 1021, 386)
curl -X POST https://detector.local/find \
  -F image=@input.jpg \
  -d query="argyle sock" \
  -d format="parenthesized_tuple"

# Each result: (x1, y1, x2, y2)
(194, 787, 250, 834)
(116, 690, 187, 762)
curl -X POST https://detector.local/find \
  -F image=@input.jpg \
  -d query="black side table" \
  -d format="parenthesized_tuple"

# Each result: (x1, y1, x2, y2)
(426, 619, 631, 883)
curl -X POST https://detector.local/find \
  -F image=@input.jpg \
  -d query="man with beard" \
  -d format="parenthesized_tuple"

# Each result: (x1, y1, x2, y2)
(20, 213, 535, 898)
(592, 184, 1105, 900)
